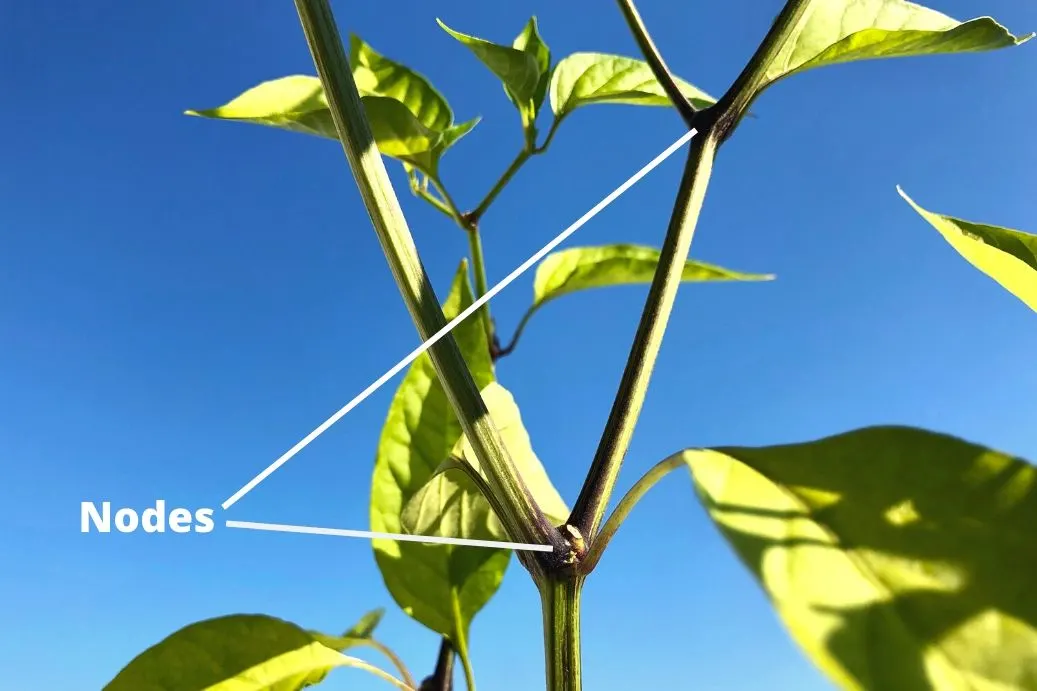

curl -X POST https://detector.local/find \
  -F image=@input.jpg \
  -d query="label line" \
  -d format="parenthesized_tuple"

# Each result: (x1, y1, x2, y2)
(221, 128, 697, 510)
(225, 519, 554, 552)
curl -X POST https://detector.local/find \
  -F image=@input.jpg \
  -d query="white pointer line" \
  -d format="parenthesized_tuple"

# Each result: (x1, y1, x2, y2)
(221, 128, 698, 511)
(225, 520, 555, 552)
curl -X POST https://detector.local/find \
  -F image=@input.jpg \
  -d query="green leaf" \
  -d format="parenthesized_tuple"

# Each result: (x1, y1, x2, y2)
(899, 187, 1037, 313)
(760, 2, 1032, 89)
(512, 16, 552, 122)
(349, 34, 453, 132)
(103, 614, 404, 691)
(402, 381, 569, 542)
(187, 36, 477, 177)
(186, 75, 337, 139)
(343, 607, 384, 639)
(370, 260, 501, 642)
(437, 19, 542, 127)
(533, 244, 773, 310)
(679, 427, 1037, 690)
(549, 53, 715, 120)
(444, 382, 569, 526)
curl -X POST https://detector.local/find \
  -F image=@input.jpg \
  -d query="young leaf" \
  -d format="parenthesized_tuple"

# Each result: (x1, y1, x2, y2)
(500, 244, 772, 355)
(343, 607, 385, 639)
(679, 427, 1037, 690)
(437, 19, 542, 128)
(549, 53, 715, 121)
(103, 614, 410, 691)
(512, 17, 552, 123)
(370, 261, 500, 642)
(898, 187, 1037, 313)
(759, 1, 1032, 90)
(186, 75, 338, 139)
(533, 244, 773, 309)
(186, 36, 477, 177)
(349, 34, 453, 132)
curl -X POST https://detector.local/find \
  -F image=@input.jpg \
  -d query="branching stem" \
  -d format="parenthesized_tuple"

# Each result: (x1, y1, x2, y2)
(292, 0, 562, 556)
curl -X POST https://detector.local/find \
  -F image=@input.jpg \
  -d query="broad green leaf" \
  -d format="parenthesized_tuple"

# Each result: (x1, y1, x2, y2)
(549, 53, 715, 120)
(349, 34, 453, 132)
(187, 36, 477, 177)
(362, 96, 442, 160)
(103, 614, 404, 691)
(370, 261, 501, 642)
(678, 427, 1037, 690)
(533, 244, 773, 309)
(759, 2, 1032, 90)
(899, 187, 1037, 313)
(437, 19, 542, 126)
(349, 34, 477, 176)
(512, 17, 552, 123)
(446, 382, 569, 526)
(402, 381, 569, 544)
(186, 76, 337, 139)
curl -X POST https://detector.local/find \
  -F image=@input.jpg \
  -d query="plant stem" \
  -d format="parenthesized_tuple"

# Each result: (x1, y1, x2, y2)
(581, 454, 686, 573)
(365, 639, 418, 690)
(469, 148, 531, 224)
(292, 0, 561, 554)
(569, 131, 718, 541)
(464, 225, 494, 344)
(419, 638, 454, 691)
(540, 578, 584, 691)
(709, 0, 812, 138)
(615, 0, 698, 127)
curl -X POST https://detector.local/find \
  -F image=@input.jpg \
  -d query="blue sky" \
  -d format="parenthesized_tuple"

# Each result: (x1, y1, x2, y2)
(2, 1, 1036, 689)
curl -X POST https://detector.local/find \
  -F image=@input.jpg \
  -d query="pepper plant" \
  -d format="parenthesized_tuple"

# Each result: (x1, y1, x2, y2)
(103, 0, 1037, 690)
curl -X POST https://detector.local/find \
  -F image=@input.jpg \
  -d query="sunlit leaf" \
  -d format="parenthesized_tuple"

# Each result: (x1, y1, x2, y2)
(103, 614, 406, 691)
(446, 382, 569, 526)
(186, 35, 478, 177)
(760, 1, 1032, 89)
(437, 19, 542, 126)
(185, 75, 337, 139)
(899, 187, 1037, 313)
(349, 34, 453, 132)
(678, 427, 1037, 690)
(512, 16, 552, 125)
(549, 53, 715, 120)
(370, 261, 502, 643)
(532, 244, 773, 310)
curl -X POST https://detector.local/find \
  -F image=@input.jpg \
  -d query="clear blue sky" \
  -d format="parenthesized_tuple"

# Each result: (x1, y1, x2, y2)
(2, 1, 1035, 689)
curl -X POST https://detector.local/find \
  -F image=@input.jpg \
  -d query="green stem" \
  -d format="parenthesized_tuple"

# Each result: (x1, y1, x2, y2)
(569, 131, 719, 540)
(451, 596, 477, 691)
(465, 226, 493, 344)
(615, 0, 698, 127)
(495, 305, 537, 359)
(709, 0, 812, 138)
(469, 148, 531, 224)
(581, 454, 686, 573)
(540, 578, 583, 691)
(292, 0, 561, 554)
(363, 640, 418, 690)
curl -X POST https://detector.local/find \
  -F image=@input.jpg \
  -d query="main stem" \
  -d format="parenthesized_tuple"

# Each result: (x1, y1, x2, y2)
(569, 131, 719, 540)
(292, 0, 561, 554)
(540, 578, 584, 691)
